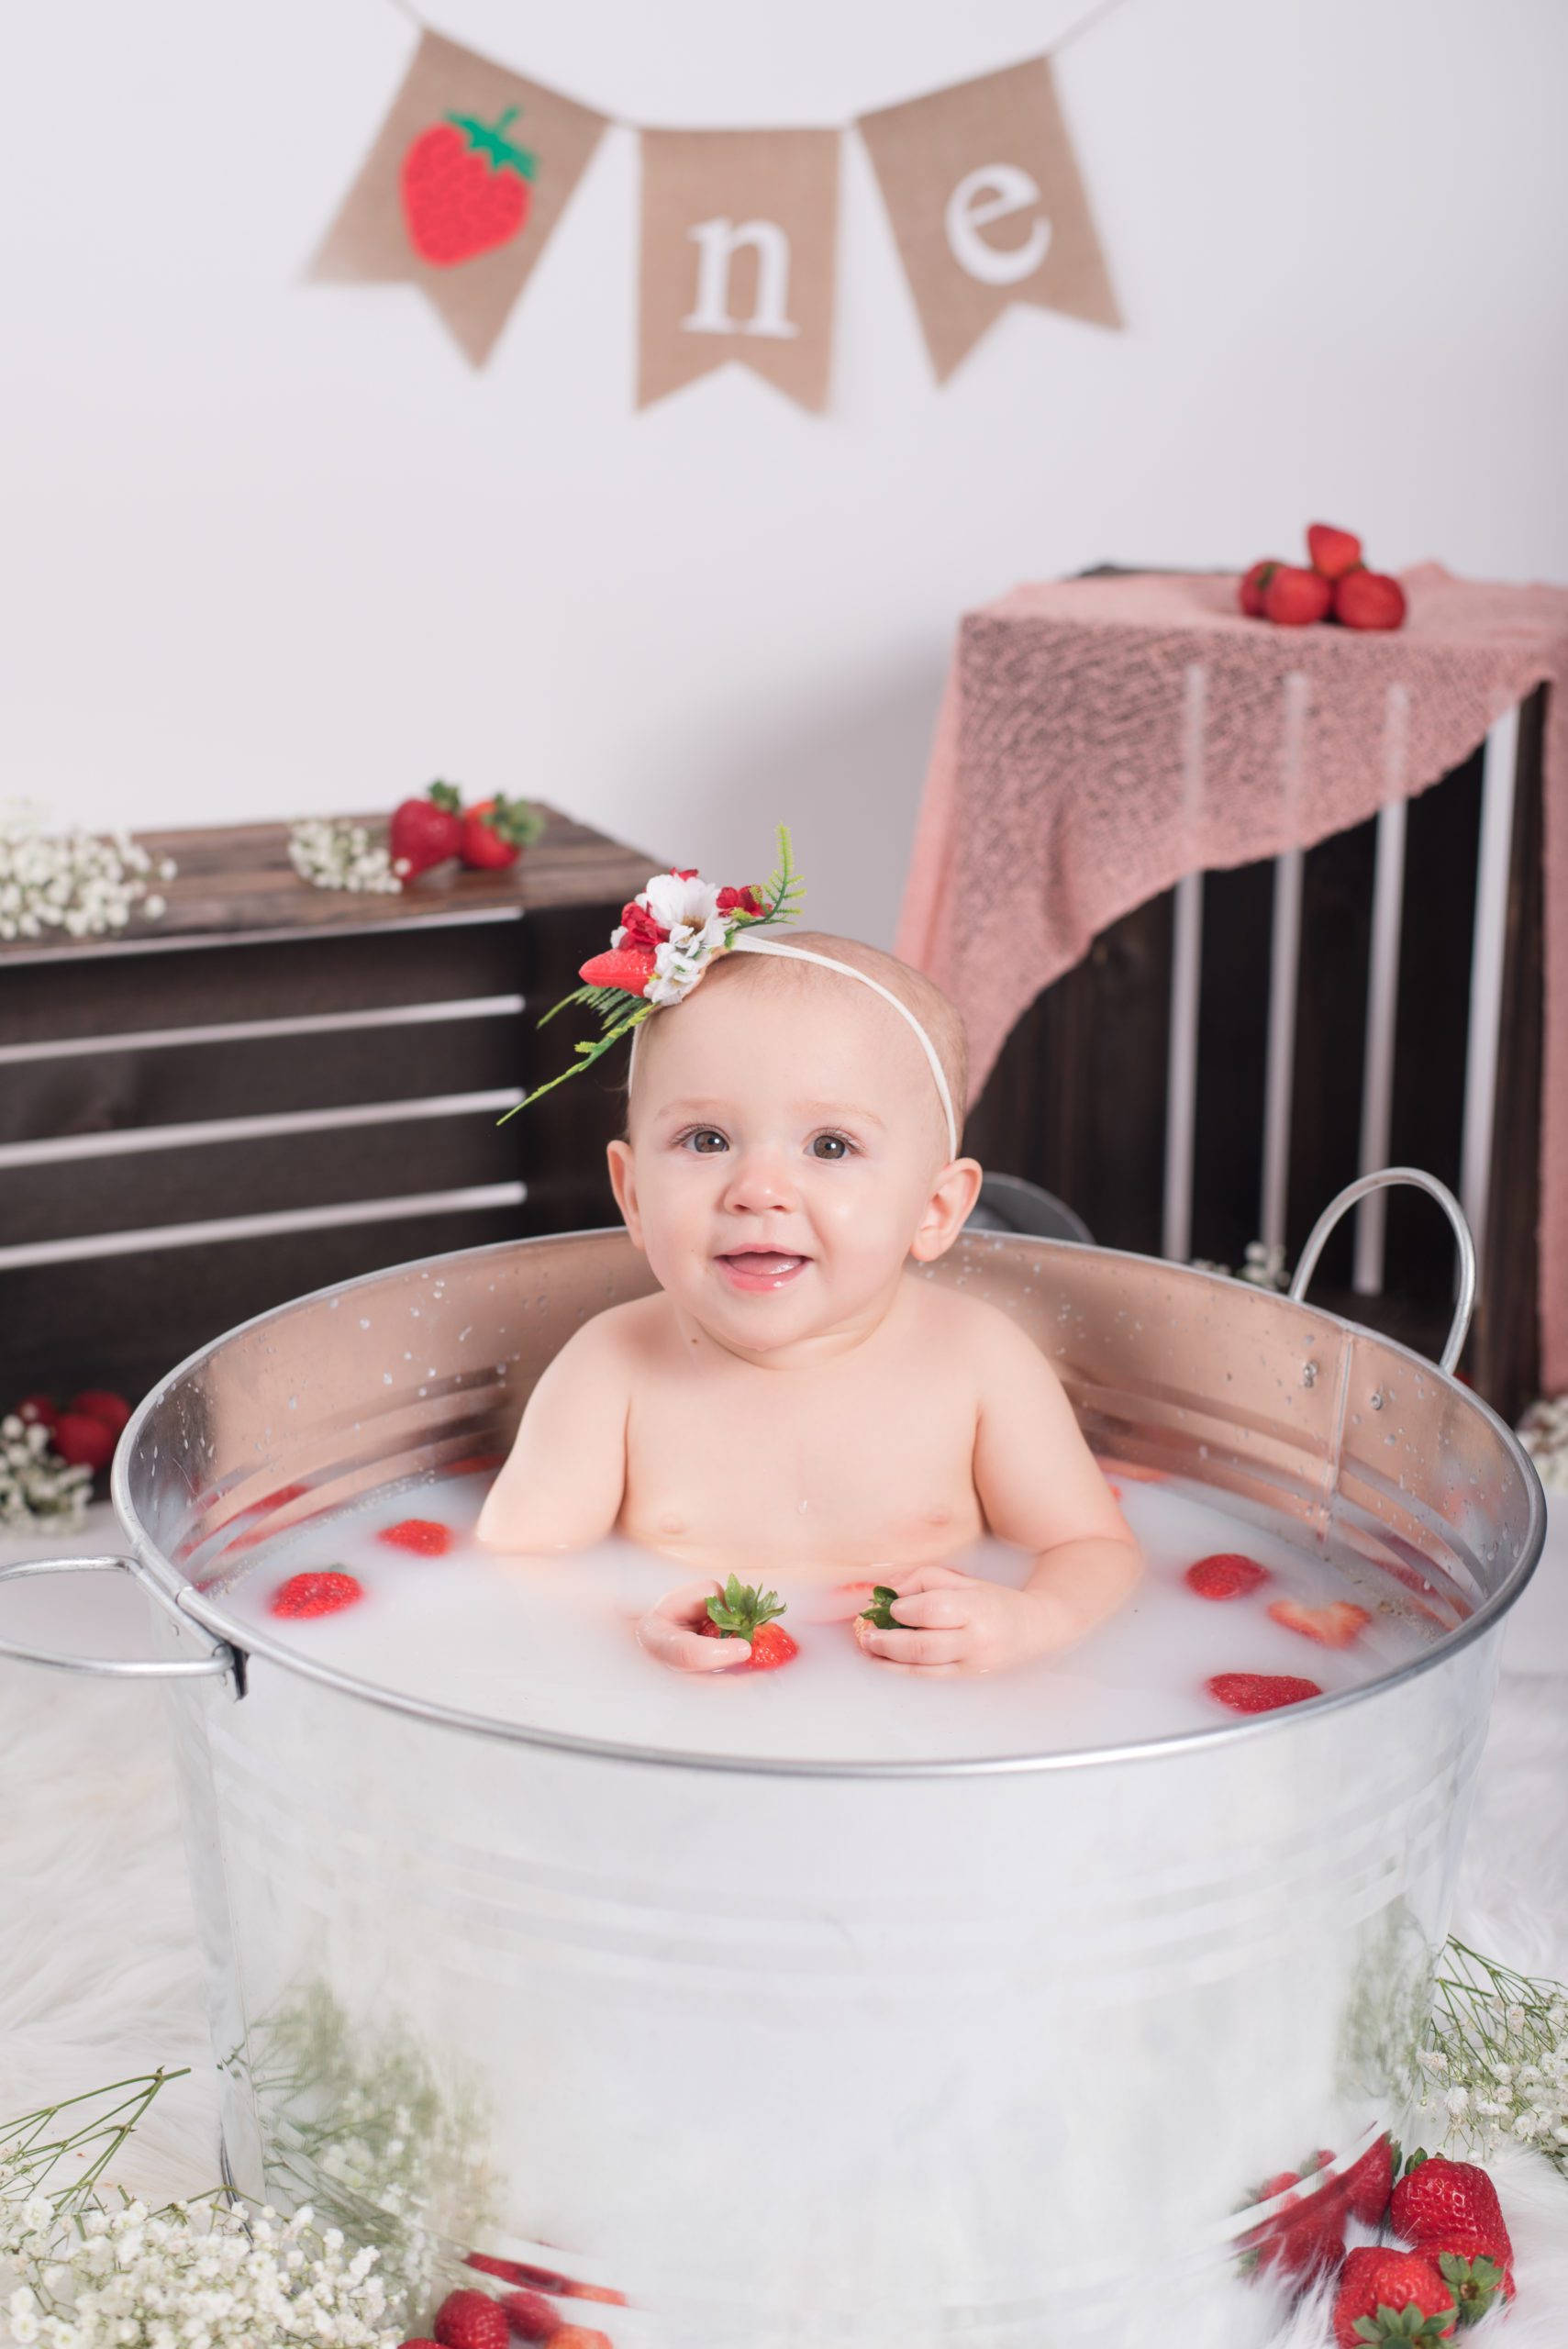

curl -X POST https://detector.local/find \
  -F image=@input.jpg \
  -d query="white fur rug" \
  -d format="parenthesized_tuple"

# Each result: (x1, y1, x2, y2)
(3, 1559, 1566, 2346)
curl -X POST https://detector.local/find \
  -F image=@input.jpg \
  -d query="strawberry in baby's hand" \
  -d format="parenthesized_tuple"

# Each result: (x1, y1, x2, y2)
(1331, 2246, 1457, 2344)
(431, 2290, 509, 2349)
(1307, 522, 1363, 581)
(1336, 570, 1408, 632)
(1268, 1598, 1371, 1648)
(390, 783, 465, 880)
(460, 795, 545, 872)
(1207, 1671, 1322, 1714)
(698, 1576, 799, 1670)
(1184, 1553, 1269, 1600)
(378, 1516, 455, 1556)
(270, 1569, 363, 1620)
(1262, 565, 1333, 627)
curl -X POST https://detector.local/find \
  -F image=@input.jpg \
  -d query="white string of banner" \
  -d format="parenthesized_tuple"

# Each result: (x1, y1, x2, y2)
(373, 0, 1139, 132)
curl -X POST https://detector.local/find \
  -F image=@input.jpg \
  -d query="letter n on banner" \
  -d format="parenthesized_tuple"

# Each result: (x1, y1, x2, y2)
(637, 130, 840, 411)
(858, 57, 1119, 384)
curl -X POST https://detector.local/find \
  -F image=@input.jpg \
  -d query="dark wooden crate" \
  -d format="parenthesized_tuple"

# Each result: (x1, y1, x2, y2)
(964, 692, 1547, 1421)
(0, 807, 653, 1408)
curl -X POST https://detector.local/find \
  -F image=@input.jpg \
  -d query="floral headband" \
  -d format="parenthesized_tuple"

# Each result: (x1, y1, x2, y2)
(506, 825, 960, 1156)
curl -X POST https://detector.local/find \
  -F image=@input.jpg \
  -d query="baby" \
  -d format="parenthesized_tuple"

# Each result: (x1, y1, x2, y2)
(477, 901, 1140, 1675)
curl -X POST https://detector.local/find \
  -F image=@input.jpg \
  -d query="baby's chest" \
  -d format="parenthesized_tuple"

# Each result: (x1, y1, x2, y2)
(623, 1379, 980, 1561)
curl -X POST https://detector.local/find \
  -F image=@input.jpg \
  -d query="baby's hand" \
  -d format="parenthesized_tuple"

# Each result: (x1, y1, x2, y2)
(854, 1564, 1066, 1677)
(637, 1580, 752, 1674)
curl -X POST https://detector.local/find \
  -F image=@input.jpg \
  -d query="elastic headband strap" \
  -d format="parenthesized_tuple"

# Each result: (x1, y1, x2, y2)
(730, 933, 961, 1160)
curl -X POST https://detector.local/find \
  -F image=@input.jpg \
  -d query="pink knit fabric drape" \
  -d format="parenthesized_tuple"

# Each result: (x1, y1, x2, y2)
(895, 565, 1568, 1390)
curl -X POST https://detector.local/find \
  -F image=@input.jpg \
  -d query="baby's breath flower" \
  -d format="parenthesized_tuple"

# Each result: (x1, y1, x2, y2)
(288, 819, 402, 896)
(1412, 1938, 1568, 2179)
(0, 802, 175, 943)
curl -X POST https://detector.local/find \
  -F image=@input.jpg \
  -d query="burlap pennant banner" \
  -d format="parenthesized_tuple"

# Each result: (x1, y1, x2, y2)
(637, 129, 840, 411)
(858, 56, 1119, 384)
(312, 31, 607, 367)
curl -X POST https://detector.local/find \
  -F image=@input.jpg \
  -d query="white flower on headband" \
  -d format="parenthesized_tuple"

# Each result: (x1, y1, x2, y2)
(642, 870, 721, 932)
(648, 915, 729, 1005)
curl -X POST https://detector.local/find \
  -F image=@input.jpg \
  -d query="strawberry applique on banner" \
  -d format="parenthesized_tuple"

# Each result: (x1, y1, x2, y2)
(401, 106, 537, 268)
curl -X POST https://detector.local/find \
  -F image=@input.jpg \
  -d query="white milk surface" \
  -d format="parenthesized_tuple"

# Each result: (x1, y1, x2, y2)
(214, 1468, 1440, 1764)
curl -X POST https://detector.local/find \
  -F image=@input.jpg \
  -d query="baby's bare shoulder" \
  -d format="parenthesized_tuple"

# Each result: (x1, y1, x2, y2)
(908, 1280, 1063, 1383)
(537, 1294, 673, 1383)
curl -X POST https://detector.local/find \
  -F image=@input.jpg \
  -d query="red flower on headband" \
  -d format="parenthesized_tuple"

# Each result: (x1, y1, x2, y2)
(717, 885, 764, 917)
(616, 900, 664, 949)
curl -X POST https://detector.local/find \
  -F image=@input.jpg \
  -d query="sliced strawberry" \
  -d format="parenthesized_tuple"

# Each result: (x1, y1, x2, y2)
(1207, 1671, 1322, 1714)
(1268, 1598, 1371, 1649)
(1184, 1553, 1268, 1600)
(579, 946, 656, 996)
(1307, 522, 1363, 580)
(270, 1570, 363, 1620)
(378, 1516, 455, 1556)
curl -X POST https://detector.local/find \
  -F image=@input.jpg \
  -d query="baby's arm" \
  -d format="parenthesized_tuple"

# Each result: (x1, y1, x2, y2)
(474, 1313, 630, 1554)
(862, 1313, 1140, 1677)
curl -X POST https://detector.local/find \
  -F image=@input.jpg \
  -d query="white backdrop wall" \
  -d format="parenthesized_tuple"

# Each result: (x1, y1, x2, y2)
(2, 0, 1565, 946)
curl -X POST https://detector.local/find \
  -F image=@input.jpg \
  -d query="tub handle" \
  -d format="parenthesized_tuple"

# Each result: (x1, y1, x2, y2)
(1289, 1167, 1476, 1375)
(0, 1553, 243, 1693)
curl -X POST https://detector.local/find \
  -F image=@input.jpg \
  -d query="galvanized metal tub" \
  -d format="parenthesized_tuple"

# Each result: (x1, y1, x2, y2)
(1, 1179, 1545, 2348)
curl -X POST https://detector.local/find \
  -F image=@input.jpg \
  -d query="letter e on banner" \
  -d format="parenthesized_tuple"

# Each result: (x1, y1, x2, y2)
(859, 56, 1118, 384)
(639, 129, 838, 409)
(945, 165, 1051, 286)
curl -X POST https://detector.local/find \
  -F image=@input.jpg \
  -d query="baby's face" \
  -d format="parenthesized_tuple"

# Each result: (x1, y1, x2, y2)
(607, 968, 970, 1357)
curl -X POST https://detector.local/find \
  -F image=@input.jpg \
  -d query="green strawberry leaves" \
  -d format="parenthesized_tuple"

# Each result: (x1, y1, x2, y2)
(1436, 2253, 1507, 2322)
(859, 1586, 901, 1631)
(706, 1575, 786, 1641)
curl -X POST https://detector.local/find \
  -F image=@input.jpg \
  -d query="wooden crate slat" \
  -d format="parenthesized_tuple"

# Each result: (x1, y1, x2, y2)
(1189, 859, 1273, 1270)
(0, 1110, 524, 1246)
(1284, 814, 1379, 1285)
(0, 1010, 525, 1142)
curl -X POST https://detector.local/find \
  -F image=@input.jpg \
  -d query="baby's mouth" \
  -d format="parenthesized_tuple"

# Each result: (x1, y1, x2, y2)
(714, 1246, 811, 1292)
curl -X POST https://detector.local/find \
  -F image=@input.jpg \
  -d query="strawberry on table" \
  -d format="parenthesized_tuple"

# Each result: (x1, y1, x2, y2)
(1239, 559, 1282, 617)
(1268, 1598, 1372, 1649)
(12, 1393, 59, 1431)
(1307, 522, 1364, 580)
(460, 795, 545, 872)
(270, 1569, 363, 1620)
(401, 107, 536, 268)
(1207, 1671, 1322, 1714)
(69, 1386, 132, 1434)
(698, 1575, 799, 1670)
(432, 2288, 510, 2349)
(390, 783, 465, 880)
(1184, 1553, 1269, 1600)
(1262, 564, 1334, 626)
(378, 1516, 456, 1556)
(1331, 2246, 1456, 2344)
(1336, 570, 1408, 631)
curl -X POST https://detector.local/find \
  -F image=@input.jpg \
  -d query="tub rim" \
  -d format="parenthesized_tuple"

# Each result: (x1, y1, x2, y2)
(111, 1226, 1549, 1782)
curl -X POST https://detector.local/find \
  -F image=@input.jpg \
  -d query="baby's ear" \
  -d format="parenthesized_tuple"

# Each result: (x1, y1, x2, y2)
(911, 1157, 984, 1262)
(606, 1139, 644, 1250)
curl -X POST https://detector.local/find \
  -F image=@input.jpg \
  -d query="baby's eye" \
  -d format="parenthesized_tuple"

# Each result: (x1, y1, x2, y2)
(809, 1132, 853, 1162)
(682, 1128, 728, 1155)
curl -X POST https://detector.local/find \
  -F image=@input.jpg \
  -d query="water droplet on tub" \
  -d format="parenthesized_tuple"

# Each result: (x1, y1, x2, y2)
(383, 1373, 394, 1386)
(359, 1318, 371, 1330)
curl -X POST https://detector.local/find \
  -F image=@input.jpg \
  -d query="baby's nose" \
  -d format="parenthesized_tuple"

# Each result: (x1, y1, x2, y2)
(720, 1147, 797, 1211)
